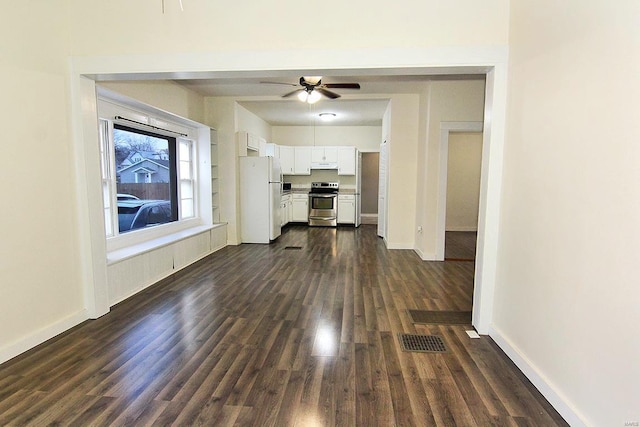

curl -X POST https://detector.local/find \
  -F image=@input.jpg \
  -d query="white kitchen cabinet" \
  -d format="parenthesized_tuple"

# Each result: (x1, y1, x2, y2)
(311, 146, 338, 163)
(237, 131, 261, 156)
(260, 142, 280, 159)
(250, 135, 263, 151)
(337, 146, 357, 175)
(260, 141, 275, 157)
(279, 146, 295, 175)
(338, 194, 356, 224)
(280, 193, 291, 226)
(292, 194, 309, 222)
(294, 146, 312, 175)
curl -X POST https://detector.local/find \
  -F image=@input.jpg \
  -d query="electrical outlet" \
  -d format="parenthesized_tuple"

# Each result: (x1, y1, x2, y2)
(417, 226, 423, 233)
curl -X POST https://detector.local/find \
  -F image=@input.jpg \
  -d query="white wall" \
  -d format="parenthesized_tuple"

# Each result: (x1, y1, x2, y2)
(494, 2, 640, 426)
(272, 126, 382, 151)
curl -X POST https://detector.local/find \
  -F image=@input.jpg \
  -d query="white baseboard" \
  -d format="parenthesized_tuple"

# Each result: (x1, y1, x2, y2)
(360, 214, 378, 224)
(385, 242, 414, 250)
(414, 247, 437, 261)
(0, 309, 88, 365)
(489, 325, 587, 427)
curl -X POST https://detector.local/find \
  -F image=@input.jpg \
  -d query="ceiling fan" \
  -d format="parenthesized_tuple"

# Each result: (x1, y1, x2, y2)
(262, 76, 361, 103)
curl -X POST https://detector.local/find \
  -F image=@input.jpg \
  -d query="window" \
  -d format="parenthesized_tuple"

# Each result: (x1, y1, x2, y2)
(179, 139, 195, 219)
(98, 119, 197, 237)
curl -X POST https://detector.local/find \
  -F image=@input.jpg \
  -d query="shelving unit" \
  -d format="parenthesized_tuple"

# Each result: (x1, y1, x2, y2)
(210, 129, 220, 223)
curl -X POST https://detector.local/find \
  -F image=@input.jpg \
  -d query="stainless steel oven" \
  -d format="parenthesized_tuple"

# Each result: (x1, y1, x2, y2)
(308, 182, 338, 227)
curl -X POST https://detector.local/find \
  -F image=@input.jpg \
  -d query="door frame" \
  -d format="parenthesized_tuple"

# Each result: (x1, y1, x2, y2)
(436, 121, 484, 261)
(70, 48, 508, 334)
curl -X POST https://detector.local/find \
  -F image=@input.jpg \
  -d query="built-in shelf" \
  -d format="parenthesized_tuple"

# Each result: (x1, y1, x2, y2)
(211, 132, 220, 223)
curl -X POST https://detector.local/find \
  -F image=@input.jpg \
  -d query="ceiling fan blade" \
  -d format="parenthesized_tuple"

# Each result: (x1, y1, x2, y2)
(323, 83, 361, 89)
(260, 81, 298, 87)
(282, 88, 304, 98)
(316, 88, 341, 99)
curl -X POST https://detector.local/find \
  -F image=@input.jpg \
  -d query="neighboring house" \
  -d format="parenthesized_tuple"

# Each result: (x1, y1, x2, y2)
(118, 157, 170, 184)
(119, 150, 169, 169)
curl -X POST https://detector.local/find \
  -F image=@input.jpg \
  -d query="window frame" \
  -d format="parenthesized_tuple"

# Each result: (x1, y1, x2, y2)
(112, 123, 180, 231)
(97, 93, 208, 253)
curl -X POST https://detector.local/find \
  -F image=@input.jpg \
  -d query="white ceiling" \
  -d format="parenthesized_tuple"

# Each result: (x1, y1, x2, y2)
(173, 72, 486, 126)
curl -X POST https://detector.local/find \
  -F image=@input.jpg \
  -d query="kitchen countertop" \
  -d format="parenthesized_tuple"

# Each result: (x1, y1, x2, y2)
(282, 189, 309, 196)
(282, 187, 357, 195)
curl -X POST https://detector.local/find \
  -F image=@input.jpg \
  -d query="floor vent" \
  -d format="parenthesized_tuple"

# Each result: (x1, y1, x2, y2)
(398, 334, 447, 353)
(283, 246, 303, 250)
(407, 310, 472, 325)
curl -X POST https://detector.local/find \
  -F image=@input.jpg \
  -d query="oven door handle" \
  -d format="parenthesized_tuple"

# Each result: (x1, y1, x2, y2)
(309, 193, 337, 198)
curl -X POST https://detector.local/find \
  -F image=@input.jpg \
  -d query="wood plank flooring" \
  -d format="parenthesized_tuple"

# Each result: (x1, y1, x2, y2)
(445, 231, 477, 262)
(0, 225, 568, 426)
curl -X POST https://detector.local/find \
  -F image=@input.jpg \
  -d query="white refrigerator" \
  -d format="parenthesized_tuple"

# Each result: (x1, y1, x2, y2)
(239, 156, 282, 243)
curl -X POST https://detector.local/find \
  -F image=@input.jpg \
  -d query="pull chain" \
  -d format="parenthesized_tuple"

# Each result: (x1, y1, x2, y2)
(162, 0, 184, 13)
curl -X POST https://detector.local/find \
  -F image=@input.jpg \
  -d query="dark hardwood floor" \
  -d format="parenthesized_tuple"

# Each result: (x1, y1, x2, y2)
(445, 231, 477, 262)
(0, 225, 567, 426)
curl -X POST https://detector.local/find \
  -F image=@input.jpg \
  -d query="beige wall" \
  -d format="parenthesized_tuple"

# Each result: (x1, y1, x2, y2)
(204, 97, 242, 245)
(446, 132, 482, 231)
(387, 94, 420, 248)
(237, 105, 272, 141)
(98, 81, 206, 123)
(66, 0, 509, 55)
(495, 2, 640, 426)
(0, 0, 87, 361)
(414, 80, 486, 257)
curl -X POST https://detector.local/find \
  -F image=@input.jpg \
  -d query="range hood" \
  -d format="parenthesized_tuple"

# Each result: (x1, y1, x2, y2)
(311, 162, 338, 170)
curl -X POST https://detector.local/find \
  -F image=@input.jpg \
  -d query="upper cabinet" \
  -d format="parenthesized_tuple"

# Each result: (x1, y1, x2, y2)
(270, 143, 358, 176)
(294, 146, 312, 175)
(311, 146, 338, 164)
(279, 146, 295, 174)
(337, 146, 357, 175)
(237, 131, 263, 156)
(261, 142, 276, 157)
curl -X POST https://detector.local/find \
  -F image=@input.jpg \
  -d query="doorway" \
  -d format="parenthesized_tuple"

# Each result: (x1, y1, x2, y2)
(444, 131, 483, 262)
(360, 152, 379, 225)
(435, 122, 484, 261)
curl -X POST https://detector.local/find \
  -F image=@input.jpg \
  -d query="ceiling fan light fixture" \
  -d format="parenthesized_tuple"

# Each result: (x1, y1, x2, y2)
(297, 91, 309, 102)
(319, 112, 336, 121)
(307, 90, 321, 104)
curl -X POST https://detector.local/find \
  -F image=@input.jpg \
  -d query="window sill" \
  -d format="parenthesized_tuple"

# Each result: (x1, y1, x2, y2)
(107, 223, 226, 265)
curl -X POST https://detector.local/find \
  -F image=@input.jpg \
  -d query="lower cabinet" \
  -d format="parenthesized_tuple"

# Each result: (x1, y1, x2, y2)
(337, 194, 356, 224)
(292, 194, 309, 222)
(281, 194, 292, 226)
